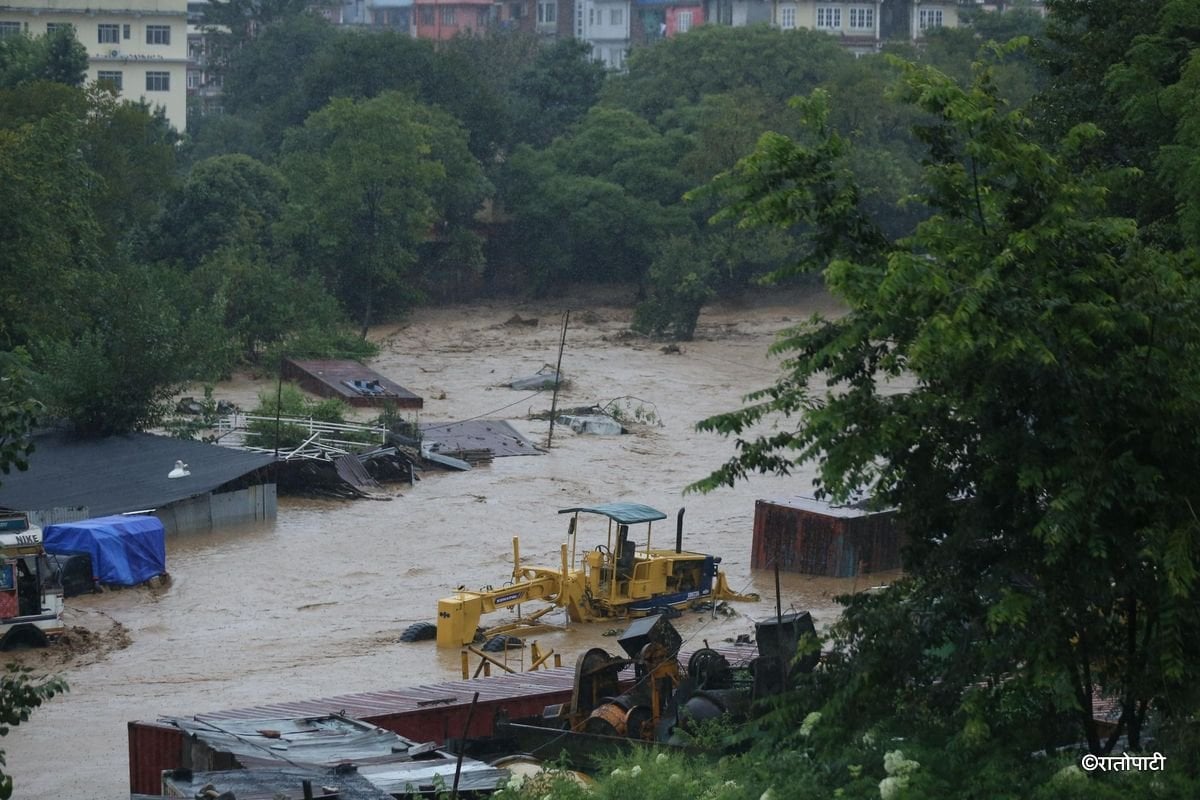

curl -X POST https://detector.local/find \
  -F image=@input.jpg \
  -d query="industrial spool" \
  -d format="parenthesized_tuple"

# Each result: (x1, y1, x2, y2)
(583, 695, 654, 739)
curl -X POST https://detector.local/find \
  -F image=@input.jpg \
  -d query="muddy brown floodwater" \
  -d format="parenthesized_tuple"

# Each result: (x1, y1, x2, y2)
(4, 289, 901, 799)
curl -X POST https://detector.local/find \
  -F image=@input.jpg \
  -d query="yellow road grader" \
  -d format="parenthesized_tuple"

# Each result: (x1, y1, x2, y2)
(435, 502, 758, 647)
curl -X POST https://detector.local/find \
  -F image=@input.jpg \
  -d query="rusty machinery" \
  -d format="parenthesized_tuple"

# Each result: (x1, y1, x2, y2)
(536, 611, 819, 746)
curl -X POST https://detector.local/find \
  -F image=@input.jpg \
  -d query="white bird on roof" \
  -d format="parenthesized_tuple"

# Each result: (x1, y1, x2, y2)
(168, 460, 190, 479)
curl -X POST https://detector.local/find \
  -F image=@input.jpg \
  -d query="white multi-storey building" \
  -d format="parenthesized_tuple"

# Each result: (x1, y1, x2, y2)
(575, 0, 631, 69)
(0, 0, 188, 131)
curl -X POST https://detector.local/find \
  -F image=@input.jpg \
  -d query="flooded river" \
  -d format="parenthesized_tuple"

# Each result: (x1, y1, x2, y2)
(4, 290, 895, 799)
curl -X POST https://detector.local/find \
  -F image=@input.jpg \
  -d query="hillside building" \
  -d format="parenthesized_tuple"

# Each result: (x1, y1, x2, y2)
(0, 0, 188, 131)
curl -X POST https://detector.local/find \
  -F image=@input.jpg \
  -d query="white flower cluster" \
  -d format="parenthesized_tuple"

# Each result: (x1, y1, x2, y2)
(878, 750, 920, 800)
(799, 711, 822, 738)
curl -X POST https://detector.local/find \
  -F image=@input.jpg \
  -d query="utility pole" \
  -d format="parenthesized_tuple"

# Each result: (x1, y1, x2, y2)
(546, 310, 570, 448)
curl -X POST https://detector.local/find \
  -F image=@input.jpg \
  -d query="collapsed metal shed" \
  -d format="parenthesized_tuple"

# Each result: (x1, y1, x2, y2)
(751, 496, 904, 577)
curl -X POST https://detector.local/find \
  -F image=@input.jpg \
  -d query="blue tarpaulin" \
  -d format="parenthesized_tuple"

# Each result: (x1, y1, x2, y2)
(43, 515, 166, 586)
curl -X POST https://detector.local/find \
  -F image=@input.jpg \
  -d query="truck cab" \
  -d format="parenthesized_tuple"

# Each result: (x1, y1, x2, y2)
(0, 514, 65, 648)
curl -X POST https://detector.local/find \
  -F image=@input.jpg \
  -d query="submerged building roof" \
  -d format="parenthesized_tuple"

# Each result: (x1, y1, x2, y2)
(282, 358, 424, 409)
(0, 431, 274, 519)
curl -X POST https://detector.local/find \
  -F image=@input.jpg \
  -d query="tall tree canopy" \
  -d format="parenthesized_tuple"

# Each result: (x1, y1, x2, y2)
(279, 91, 487, 334)
(0, 27, 87, 89)
(695, 44, 1200, 759)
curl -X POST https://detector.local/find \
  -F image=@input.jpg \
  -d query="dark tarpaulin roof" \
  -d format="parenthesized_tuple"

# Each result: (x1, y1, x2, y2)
(0, 431, 274, 518)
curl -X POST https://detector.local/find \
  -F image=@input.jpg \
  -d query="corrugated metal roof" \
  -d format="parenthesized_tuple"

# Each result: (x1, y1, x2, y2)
(759, 496, 890, 519)
(283, 359, 423, 408)
(168, 715, 507, 794)
(196, 667, 585, 723)
(557, 503, 668, 525)
(162, 765, 394, 800)
(420, 420, 544, 458)
(0, 431, 274, 518)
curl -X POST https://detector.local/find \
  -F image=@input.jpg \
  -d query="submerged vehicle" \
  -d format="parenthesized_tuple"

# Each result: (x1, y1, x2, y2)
(435, 502, 758, 647)
(0, 513, 65, 648)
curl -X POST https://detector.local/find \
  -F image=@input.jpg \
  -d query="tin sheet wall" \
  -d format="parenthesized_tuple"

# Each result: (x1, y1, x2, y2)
(751, 500, 903, 576)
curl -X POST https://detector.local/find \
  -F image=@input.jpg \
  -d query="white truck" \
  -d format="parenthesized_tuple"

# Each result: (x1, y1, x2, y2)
(0, 514, 65, 648)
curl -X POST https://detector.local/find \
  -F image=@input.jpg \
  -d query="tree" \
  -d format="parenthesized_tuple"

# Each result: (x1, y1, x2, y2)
(693, 48, 1200, 758)
(78, 87, 179, 253)
(1100, 0, 1200, 247)
(40, 262, 198, 435)
(631, 236, 715, 340)
(190, 245, 357, 363)
(494, 106, 691, 294)
(279, 92, 485, 333)
(155, 154, 286, 269)
(0, 101, 104, 349)
(219, 13, 338, 148)
(605, 25, 851, 124)
(0, 351, 38, 479)
(0, 27, 87, 89)
(204, 0, 330, 50)
(1036, 0, 1177, 241)
(508, 38, 607, 149)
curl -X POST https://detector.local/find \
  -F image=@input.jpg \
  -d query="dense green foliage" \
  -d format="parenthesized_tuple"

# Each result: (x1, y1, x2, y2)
(0, 12, 1055, 436)
(0, 27, 87, 88)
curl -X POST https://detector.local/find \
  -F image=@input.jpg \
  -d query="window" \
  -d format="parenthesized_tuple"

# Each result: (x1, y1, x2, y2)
(419, 6, 434, 25)
(610, 8, 623, 26)
(146, 24, 170, 45)
(848, 7, 873, 29)
(779, 7, 795, 29)
(919, 8, 943, 30)
(98, 23, 120, 43)
(441, 6, 455, 24)
(0, 21, 20, 38)
(187, 70, 199, 89)
(97, 70, 123, 90)
(146, 71, 170, 91)
(676, 10, 692, 33)
(588, 8, 595, 26)
(510, 2, 521, 19)
(123, 24, 131, 39)
(46, 23, 73, 35)
(816, 7, 841, 28)
(538, 1, 556, 24)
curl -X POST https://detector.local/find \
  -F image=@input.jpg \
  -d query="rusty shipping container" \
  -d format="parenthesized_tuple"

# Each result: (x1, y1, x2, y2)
(751, 497, 904, 577)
